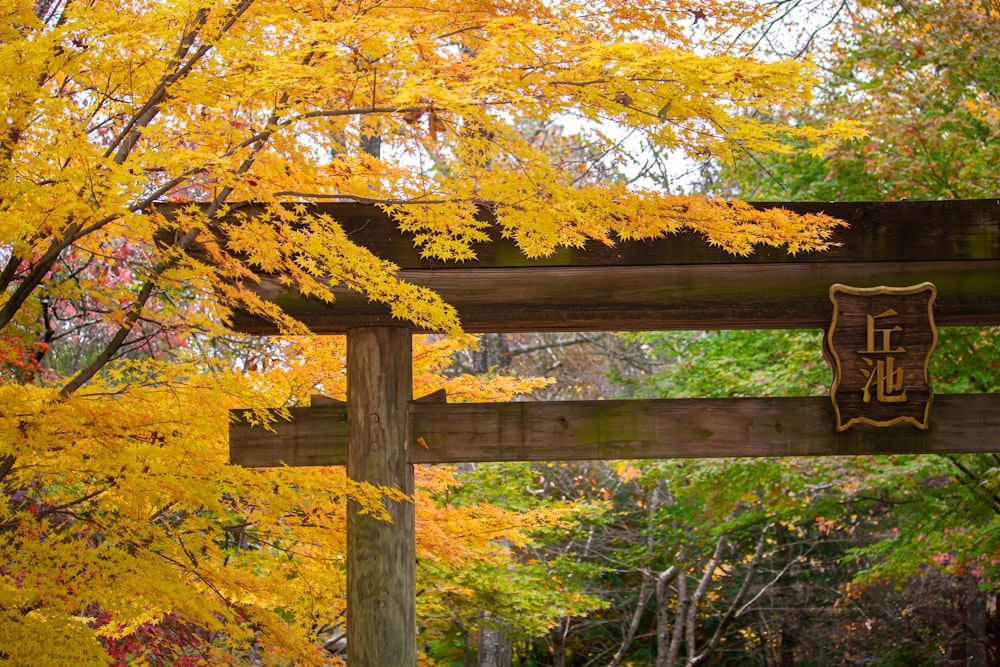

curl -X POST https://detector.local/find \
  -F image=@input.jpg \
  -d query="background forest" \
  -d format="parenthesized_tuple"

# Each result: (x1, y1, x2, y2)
(0, 0, 997, 665)
(442, 1, 1000, 664)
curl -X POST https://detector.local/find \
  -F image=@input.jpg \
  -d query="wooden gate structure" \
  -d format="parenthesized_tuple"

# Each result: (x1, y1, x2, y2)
(219, 198, 1000, 665)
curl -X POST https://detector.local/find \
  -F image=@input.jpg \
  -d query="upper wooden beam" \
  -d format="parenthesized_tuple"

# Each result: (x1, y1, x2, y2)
(231, 259, 1000, 332)
(156, 199, 1000, 333)
(156, 199, 1000, 267)
(230, 393, 1000, 467)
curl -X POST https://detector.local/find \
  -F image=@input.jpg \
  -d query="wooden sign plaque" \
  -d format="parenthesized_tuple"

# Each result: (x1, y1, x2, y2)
(826, 283, 937, 431)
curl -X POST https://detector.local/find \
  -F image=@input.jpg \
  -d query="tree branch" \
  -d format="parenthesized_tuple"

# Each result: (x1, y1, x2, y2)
(684, 536, 727, 665)
(665, 570, 687, 667)
(946, 455, 1000, 514)
(57, 225, 201, 397)
(0, 1, 255, 337)
(105, 0, 256, 165)
(59, 76, 297, 396)
(0, 454, 14, 484)
(655, 564, 681, 667)
(608, 574, 653, 667)
(691, 523, 772, 667)
(36, 485, 112, 520)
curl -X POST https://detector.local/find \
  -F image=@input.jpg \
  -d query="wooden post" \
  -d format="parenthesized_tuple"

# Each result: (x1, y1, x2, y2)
(346, 327, 415, 665)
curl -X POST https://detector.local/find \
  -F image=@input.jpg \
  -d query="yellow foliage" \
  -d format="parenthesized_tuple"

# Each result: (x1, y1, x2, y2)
(0, 338, 555, 661)
(0, 0, 857, 661)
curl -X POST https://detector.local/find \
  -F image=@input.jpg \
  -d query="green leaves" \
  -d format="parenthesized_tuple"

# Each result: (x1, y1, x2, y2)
(626, 329, 828, 399)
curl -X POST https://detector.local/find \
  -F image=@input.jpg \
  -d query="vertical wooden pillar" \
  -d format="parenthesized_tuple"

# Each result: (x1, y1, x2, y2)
(346, 327, 415, 665)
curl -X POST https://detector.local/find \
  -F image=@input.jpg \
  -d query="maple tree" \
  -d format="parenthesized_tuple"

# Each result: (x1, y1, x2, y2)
(703, 0, 1000, 625)
(620, 1, 1000, 660)
(2, 331, 579, 664)
(710, 0, 999, 201)
(0, 0, 861, 662)
(472, 327, 999, 665)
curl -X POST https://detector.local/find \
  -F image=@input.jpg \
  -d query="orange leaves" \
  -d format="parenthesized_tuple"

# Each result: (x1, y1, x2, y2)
(0, 0, 867, 659)
(402, 105, 448, 141)
(0, 336, 45, 379)
(414, 465, 573, 566)
(427, 107, 447, 141)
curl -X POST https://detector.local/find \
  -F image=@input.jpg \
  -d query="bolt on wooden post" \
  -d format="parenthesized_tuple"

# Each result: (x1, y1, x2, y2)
(346, 327, 416, 665)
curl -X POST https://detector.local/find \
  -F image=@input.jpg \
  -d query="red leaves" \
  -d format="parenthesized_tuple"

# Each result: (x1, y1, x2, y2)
(94, 611, 212, 666)
(0, 336, 46, 377)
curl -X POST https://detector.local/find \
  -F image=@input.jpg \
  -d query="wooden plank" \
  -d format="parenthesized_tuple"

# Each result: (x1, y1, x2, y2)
(229, 403, 348, 467)
(231, 259, 1000, 333)
(154, 198, 1000, 268)
(151, 199, 1000, 334)
(229, 394, 1000, 467)
(410, 394, 1000, 461)
(346, 328, 415, 666)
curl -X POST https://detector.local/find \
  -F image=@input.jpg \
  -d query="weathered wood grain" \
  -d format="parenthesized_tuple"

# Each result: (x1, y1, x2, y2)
(345, 328, 415, 665)
(154, 198, 1000, 268)
(230, 404, 348, 467)
(152, 199, 1000, 333)
(230, 393, 1000, 467)
(411, 395, 1000, 461)
(230, 259, 1000, 333)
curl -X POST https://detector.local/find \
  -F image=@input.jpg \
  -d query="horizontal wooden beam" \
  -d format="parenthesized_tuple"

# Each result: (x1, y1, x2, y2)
(155, 199, 1000, 333)
(156, 199, 1000, 268)
(231, 259, 1000, 333)
(230, 393, 1000, 467)
(231, 404, 348, 468)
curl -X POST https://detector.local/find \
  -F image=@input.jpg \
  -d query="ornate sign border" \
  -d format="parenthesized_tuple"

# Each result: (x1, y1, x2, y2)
(827, 282, 938, 431)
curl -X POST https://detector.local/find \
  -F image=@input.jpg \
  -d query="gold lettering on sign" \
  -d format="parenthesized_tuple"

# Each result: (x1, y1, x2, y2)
(859, 309, 907, 404)
(826, 283, 937, 431)
(861, 309, 905, 355)
(861, 356, 906, 403)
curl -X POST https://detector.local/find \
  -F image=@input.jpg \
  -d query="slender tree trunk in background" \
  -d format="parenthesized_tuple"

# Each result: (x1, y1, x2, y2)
(471, 333, 513, 375)
(655, 565, 681, 667)
(664, 573, 688, 667)
(778, 627, 797, 667)
(609, 575, 652, 667)
(478, 613, 512, 667)
(966, 574, 989, 667)
(991, 593, 1000, 667)
(463, 625, 474, 667)
(550, 618, 568, 667)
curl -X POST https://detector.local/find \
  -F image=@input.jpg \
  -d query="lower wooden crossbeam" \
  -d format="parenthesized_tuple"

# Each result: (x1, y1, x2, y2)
(230, 393, 1000, 468)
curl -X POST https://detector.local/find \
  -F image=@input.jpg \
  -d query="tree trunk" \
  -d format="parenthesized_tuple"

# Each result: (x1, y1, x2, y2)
(550, 618, 568, 667)
(471, 333, 512, 375)
(966, 573, 989, 667)
(778, 627, 797, 667)
(663, 572, 687, 667)
(609, 574, 652, 667)
(478, 613, 512, 667)
(656, 566, 680, 667)
(991, 593, 1000, 667)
